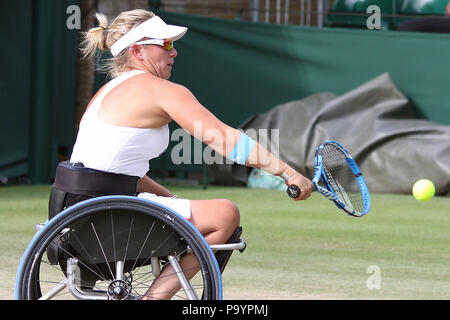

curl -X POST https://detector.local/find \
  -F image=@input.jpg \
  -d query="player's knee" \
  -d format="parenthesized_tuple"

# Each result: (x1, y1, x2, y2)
(219, 199, 240, 230)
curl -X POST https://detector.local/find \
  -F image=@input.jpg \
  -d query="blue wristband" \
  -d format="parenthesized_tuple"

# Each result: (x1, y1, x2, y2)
(227, 133, 257, 165)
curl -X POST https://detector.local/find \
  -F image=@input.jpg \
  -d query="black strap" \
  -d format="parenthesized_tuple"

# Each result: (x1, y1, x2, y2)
(48, 187, 68, 220)
(215, 226, 244, 274)
(53, 161, 139, 197)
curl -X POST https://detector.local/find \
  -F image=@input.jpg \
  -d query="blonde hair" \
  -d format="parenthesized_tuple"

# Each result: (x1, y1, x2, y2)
(81, 9, 155, 78)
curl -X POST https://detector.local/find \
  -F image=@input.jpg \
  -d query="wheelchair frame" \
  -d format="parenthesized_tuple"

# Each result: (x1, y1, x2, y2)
(15, 195, 246, 300)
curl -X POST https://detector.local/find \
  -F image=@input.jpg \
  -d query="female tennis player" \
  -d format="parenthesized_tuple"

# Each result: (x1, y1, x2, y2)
(71, 9, 312, 299)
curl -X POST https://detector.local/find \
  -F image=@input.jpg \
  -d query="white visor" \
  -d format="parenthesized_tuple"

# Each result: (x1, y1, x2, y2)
(110, 16, 188, 57)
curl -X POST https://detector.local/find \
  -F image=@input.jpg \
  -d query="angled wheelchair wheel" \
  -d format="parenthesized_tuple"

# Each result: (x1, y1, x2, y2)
(15, 196, 222, 300)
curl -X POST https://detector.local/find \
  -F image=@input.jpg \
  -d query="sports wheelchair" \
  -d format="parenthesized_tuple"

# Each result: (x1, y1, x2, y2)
(15, 163, 246, 300)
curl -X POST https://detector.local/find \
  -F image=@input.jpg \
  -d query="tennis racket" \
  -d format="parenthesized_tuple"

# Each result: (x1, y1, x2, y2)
(287, 140, 371, 217)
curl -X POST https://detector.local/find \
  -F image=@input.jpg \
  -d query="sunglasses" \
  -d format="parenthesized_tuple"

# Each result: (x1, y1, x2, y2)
(134, 38, 173, 51)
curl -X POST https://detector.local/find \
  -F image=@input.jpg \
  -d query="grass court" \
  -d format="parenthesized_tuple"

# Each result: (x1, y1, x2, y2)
(1, 185, 449, 300)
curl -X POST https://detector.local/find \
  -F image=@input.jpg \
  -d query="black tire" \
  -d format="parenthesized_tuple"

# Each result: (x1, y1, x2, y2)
(15, 196, 222, 300)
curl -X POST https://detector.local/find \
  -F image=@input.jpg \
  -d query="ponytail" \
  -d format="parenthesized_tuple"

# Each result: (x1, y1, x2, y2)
(80, 13, 109, 59)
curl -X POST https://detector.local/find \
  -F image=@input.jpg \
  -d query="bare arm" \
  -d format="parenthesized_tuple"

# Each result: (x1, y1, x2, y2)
(160, 84, 282, 172)
(156, 82, 312, 200)
(137, 175, 174, 197)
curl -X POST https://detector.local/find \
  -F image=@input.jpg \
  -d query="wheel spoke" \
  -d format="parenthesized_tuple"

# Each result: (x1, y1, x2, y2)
(91, 222, 115, 280)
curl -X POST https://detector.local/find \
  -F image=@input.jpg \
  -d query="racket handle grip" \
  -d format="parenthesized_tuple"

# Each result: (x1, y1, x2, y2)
(287, 185, 300, 198)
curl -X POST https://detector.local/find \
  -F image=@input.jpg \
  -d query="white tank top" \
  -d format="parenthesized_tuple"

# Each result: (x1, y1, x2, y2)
(70, 70, 169, 178)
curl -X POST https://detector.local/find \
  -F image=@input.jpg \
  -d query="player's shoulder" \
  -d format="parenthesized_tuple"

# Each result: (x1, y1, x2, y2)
(133, 73, 190, 94)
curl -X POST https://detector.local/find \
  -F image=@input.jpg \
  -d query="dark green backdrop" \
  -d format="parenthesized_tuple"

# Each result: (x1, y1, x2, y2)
(1, 6, 449, 183)
(0, 0, 78, 183)
(161, 11, 450, 128)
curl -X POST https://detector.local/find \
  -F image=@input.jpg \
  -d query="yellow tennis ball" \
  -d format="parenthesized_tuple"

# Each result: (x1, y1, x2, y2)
(412, 179, 435, 202)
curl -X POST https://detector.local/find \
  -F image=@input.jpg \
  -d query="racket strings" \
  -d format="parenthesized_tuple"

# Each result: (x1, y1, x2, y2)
(321, 145, 364, 213)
